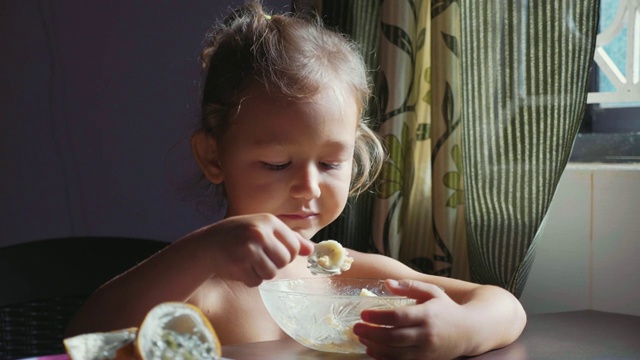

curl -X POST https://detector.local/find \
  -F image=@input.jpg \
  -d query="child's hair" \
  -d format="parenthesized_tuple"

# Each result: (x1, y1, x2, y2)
(196, 0, 384, 203)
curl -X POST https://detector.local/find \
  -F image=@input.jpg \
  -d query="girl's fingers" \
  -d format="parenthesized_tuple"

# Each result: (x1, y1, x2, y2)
(252, 222, 312, 279)
(241, 264, 265, 287)
(353, 322, 418, 347)
(385, 279, 444, 302)
(361, 301, 427, 327)
(261, 235, 295, 269)
(269, 223, 314, 264)
(251, 251, 280, 280)
(361, 281, 448, 328)
(227, 249, 268, 286)
(296, 232, 315, 256)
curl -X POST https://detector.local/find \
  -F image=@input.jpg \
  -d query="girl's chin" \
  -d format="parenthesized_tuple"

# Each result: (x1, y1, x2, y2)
(290, 227, 320, 240)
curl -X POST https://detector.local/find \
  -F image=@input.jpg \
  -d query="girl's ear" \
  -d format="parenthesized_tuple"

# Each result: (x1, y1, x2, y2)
(191, 130, 224, 184)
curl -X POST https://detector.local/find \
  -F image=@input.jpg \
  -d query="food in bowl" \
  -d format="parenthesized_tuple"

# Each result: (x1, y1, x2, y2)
(258, 277, 417, 354)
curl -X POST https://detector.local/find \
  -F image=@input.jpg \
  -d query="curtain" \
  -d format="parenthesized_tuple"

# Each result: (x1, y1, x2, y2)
(368, 1, 468, 280)
(311, 0, 469, 281)
(305, 0, 599, 297)
(460, 1, 599, 296)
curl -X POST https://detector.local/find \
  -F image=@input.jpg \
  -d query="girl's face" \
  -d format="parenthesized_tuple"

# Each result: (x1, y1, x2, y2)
(214, 86, 359, 239)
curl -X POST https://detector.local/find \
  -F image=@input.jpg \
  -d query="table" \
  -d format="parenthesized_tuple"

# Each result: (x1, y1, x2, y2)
(221, 310, 640, 359)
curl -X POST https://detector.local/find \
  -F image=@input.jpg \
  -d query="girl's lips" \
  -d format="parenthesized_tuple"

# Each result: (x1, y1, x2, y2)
(277, 214, 321, 235)
(278, 213, 318, 220)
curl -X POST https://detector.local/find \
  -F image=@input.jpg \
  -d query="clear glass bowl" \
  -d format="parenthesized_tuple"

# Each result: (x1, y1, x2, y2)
(258, 277, 417, 354)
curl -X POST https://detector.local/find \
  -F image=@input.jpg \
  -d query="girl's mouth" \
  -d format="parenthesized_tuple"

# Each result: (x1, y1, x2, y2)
(278, 212, 318, 220)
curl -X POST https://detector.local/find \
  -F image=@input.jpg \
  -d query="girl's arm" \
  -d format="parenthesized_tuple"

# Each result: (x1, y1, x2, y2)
(346, 251, 526, 359)
(65, 214, 314, 337)
(64, 230, 217, 337)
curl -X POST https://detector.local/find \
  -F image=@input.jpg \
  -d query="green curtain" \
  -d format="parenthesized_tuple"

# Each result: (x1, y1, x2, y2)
(304, 0, 599, 297)
(460, 1, 599, 296)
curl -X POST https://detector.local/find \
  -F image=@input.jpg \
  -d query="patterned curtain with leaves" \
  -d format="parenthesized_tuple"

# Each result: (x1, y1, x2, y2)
(305, 0, 599, 297)
(312, 0, 470, 281)
(372, 1, 469, 280)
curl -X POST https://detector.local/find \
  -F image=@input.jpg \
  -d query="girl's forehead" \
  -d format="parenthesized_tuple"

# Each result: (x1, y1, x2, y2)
(226, 86, 359, 144)
(236, 85, 359, 122)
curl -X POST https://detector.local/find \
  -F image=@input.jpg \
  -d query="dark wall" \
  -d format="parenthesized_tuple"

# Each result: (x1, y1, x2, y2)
(0, 0, 290, 247)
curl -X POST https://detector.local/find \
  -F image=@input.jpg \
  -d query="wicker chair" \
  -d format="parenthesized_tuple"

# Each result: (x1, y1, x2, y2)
(0, 236, 168, 359)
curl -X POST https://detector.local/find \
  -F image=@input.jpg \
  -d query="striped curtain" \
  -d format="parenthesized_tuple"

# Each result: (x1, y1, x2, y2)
(460, 1, 599, 296)
(301, 0, 599, 297)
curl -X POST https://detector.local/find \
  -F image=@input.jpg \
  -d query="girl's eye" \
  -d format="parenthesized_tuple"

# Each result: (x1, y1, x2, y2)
(320, 162, 341, 170)
(262, 162, 290, 170)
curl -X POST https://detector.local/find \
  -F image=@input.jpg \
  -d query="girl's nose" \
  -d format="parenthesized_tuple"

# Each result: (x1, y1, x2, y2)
(290, 164, 321, 199)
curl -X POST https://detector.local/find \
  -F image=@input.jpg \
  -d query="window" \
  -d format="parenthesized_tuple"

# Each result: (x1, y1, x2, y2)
(571, 0, 640, 163)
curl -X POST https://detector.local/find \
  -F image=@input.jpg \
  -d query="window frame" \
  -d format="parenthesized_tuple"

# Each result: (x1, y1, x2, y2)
(570, 0, 640, 164)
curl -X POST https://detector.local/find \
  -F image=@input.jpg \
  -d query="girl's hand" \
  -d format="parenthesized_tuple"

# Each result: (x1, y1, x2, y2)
(353, 279, 470, 360)
(203, 213, 315, 287)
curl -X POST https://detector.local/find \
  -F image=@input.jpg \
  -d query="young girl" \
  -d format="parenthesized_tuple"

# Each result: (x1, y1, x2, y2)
(66, 1, 526, 359)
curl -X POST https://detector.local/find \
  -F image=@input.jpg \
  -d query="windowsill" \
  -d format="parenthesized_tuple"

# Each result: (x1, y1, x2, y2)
(566, 162, 640, 171)
(569, 132, 640, 163)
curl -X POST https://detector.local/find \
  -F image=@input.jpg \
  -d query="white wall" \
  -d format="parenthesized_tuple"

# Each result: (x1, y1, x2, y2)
(520, 163, 640, 316)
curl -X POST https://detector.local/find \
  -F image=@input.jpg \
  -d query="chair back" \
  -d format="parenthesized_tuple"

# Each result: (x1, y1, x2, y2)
(0, 236, 168, 359)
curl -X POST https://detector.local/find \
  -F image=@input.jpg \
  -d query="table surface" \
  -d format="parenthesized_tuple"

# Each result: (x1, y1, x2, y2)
(221, 310, 640, 359)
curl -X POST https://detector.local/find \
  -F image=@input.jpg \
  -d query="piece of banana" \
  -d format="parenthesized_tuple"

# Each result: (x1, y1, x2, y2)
(359, 288, 377, 297)
(307, 240, 354, 275)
